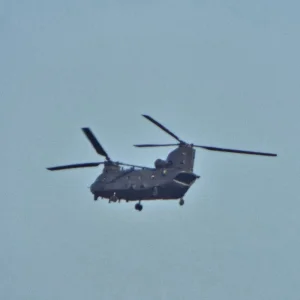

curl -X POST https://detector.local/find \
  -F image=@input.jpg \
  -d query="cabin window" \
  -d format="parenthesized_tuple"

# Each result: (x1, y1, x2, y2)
(180, 160, 185, 164)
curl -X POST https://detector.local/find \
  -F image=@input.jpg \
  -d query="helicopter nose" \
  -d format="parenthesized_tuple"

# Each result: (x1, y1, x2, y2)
(90, 183, 96, 194)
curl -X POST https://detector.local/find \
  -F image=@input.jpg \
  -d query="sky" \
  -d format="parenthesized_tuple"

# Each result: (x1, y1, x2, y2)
(1, 0, 300, 299)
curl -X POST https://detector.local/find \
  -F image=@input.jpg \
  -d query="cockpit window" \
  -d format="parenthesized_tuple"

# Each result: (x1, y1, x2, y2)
(96, 175, 106, 182)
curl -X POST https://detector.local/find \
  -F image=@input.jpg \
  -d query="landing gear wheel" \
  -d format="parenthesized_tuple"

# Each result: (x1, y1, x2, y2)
(179, 198, 184, 206)
(94, 195, 98, 201)
(135, 203, 143, 211)
(109, 193, 118, 203)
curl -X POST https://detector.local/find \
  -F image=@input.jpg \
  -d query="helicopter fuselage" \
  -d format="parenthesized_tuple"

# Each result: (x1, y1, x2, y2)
(90, 145, 200, 201)
(90, 167, 199, 201)
(90, 144, 199, 202)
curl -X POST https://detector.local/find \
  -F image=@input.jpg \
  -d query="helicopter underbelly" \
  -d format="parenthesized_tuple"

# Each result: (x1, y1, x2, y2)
(96, 186, 188, 200)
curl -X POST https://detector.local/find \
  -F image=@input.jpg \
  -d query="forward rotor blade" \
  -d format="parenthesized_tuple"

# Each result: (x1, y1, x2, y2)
(142, 115, 184, 143)
(81, 128, 110, 160)
(134, 143, 179, 147)
(194, 145, 277, 157)
(116, 162, 152, 169)
(47, 162, 103, 171)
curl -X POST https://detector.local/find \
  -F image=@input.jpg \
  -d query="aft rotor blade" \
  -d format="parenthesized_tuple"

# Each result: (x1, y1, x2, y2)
(194, 145, 277, 157)
(47, 162, 103, 171)
(142, 115, 184, 143)
(81, 128, 110, 160)
(134, 143, 179, 147)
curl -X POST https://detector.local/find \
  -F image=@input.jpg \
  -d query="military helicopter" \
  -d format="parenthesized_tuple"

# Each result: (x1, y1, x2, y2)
(47, 115, 277, 211)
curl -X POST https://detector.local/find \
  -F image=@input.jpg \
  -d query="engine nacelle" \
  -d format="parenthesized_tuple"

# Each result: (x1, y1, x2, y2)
(154, 159, 169, 169)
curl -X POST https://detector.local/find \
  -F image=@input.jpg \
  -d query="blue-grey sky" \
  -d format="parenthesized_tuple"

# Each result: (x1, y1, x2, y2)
(1, 1, 299, 299)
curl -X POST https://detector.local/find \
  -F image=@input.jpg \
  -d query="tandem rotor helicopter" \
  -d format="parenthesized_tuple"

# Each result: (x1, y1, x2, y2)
(47, 115, 277, 211)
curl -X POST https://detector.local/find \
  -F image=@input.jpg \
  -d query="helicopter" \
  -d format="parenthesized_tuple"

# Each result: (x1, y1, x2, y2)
(47, 114, 277, 211)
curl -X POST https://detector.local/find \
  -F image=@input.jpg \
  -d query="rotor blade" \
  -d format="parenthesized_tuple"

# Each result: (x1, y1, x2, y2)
(134, 143, 179, 147)
(47, 162, 103, 171)
(142, 115, 184, 143)
(194, 145, 277, 157)
(81, 128, 110, 160)
(116, 162, 152, 169)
